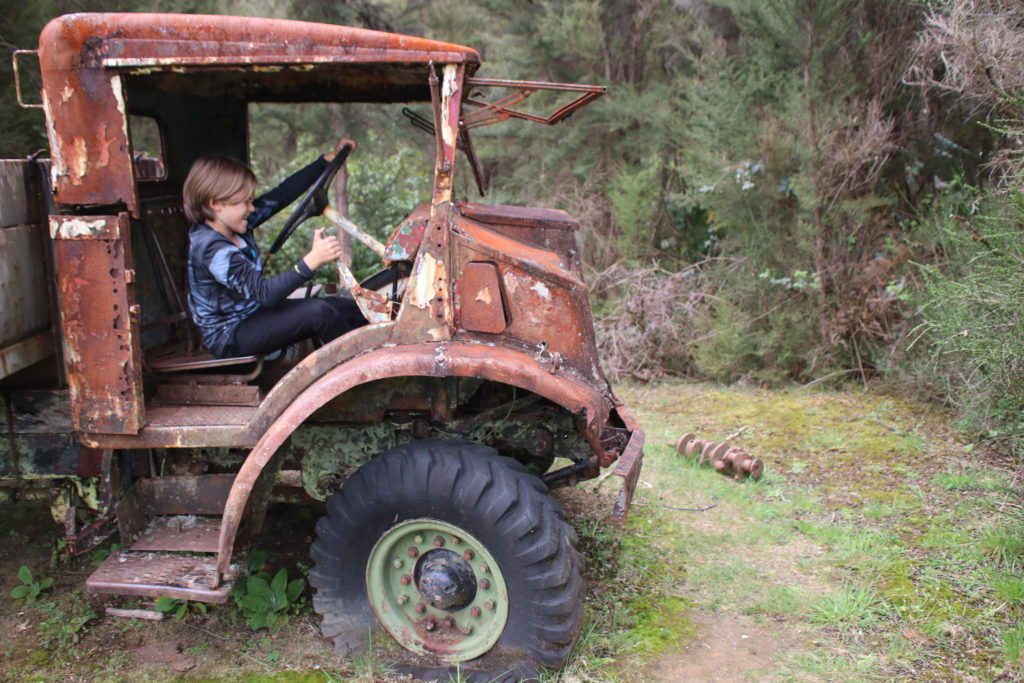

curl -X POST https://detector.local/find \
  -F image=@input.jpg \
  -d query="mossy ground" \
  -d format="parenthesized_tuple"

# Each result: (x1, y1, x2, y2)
(2, 381, 1022, 681)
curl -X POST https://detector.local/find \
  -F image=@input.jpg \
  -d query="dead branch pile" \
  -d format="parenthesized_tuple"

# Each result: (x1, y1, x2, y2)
(589, 260, 721, 381)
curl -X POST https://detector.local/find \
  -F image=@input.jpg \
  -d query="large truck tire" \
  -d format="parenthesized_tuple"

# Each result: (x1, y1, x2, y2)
(309, 439, 584, 681)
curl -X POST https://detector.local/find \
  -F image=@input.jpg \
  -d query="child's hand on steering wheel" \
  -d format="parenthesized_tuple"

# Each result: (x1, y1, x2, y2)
(325, 137, 357, 162)
(303, 228, 344, 270)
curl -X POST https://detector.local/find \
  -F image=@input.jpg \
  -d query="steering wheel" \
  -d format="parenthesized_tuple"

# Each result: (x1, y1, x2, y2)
(267, 143, 353, 255)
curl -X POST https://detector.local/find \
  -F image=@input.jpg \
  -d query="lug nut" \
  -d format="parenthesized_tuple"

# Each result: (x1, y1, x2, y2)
(407, 546, 419, 558)
(470, 606, 482, 618)
(451, 536, 461, 545)
(479, 563, 489, 573)
(400, 574, 412, 586)
(397, 594, 408, 605)
(425, 618, 436, 631)
(484, 600, 495, 610)
(393, 559, 403, 569)
(442, 617, 455, 629)
(433, 535, 445, 547)
(463, 549, 475, 561)
(415, 602, 426, 614)
(414, 535, 423, 544)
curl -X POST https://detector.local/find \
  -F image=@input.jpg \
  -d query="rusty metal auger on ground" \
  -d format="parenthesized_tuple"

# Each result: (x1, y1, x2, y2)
(674, 432, 764, 481)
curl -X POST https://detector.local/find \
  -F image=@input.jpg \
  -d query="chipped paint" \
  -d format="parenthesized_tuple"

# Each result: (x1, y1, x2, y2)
(474, 285, 492, 304)
(61, 85, 73, 102)
(530, 280, 551, 299)
(49, 217, 108, 239)
(441, 64, 459, 150)
(408, 252, 440, 309)
(70, 137, 87, 185)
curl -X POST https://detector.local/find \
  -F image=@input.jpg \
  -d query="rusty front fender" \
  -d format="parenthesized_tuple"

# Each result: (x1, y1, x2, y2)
(215, 341, 616, 579)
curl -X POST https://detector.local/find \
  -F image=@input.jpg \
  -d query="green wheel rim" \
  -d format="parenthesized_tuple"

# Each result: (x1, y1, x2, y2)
(366, 518, 509, 661)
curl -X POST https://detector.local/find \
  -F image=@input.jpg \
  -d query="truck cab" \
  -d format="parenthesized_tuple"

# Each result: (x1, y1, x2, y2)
(2, 13, 643, 679)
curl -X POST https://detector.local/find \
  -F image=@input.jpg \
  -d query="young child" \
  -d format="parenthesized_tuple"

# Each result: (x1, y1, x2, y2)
(184, 138, 367, 359)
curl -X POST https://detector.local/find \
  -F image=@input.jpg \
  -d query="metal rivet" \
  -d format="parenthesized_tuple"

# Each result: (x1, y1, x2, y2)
(479, 578, 490, 590)
(463, 550, 475, 561)
(470, 606, 482, 618)
(407, 547, 419, 558)
(400, 574, 412, 586)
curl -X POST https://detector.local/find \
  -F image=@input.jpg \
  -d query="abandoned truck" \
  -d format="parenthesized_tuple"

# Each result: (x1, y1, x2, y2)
(1, 12, 644, 679)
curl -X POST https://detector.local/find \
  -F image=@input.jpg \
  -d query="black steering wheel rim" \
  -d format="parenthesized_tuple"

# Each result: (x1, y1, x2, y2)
(267, 143, 353, 255)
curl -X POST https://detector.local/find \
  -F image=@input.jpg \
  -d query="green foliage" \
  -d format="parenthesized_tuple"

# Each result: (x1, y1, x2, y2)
(1001, 622, 1024, 664)
(233, 550, 305, 631)
(154, 595, 206, 620)
(10, 565, 53, 603)
(913, 189, 1024, 451)
(236, 568, 305, 630)
(37, 597, 97, 648)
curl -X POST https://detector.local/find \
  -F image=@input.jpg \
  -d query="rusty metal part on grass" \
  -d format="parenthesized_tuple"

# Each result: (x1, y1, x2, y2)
(675, 432, 763, 481)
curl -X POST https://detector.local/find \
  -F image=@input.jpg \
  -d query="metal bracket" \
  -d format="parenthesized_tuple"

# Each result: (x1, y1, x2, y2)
(12, 50, 43, 109)
(462, 78, 606, 128)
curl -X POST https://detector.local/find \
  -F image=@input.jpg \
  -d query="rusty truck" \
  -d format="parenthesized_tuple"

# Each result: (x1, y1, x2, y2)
(1, 12, 644, 680)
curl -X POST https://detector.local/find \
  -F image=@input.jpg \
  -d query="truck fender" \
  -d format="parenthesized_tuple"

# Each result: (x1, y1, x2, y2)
(215, 341, 613, 578)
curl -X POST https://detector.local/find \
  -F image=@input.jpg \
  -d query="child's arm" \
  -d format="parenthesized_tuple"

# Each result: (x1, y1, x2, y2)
(205, 229, 342, 308)
(247, 138, 356, 229)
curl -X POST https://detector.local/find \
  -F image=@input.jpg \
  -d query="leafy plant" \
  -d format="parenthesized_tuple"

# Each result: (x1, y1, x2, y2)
(37, 599, 96, 648)
(154, 595, 206, 620)
(10, 565, 53, 603)
(236, 567, 305, 630)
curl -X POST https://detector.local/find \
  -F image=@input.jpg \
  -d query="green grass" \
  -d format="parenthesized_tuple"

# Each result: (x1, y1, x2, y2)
(613, 381, 1024, 681)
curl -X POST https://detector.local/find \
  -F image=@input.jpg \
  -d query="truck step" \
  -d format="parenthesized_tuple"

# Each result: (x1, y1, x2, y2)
(128, 515, 222, 553)
(87, 551, 233, 603)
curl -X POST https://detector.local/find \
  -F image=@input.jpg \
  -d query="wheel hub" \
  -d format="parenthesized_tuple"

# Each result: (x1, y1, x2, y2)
(366, 518, 509, 661)
(415, 548, 477, 610)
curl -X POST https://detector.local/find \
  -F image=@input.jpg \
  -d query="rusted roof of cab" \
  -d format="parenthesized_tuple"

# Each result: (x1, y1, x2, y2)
(39, 13, 481, 71)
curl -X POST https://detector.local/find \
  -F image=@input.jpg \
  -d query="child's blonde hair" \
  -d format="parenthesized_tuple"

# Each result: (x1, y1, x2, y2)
(183, 155, 257, 224)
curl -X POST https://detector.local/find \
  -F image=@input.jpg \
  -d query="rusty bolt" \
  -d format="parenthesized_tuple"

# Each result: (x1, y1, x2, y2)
(462, 624, 473, 635)
(425, 618, 436, 631)
(470, 606, 482, 618)
(400, 574, 412, 586)
(484, 599, 495, 611)
(397, 594, 408, 605)
(442, 617, 455, 629)
(479, 578, 490, 590)
(393, 559, 403, 569)
(407, 546, 419, 558)
(415, 602, 426, 614)
(463, 549, 475, 561)
(433, 536, 445, 548)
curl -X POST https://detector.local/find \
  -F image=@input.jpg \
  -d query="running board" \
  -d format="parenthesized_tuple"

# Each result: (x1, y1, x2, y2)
(87, 551, 234, 603)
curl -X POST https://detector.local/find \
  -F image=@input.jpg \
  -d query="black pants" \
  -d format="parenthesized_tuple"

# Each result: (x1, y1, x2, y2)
(223, 297, 368, 357)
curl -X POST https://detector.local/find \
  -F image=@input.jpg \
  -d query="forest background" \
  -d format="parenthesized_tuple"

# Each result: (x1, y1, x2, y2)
(2, 0, 1022, 457)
